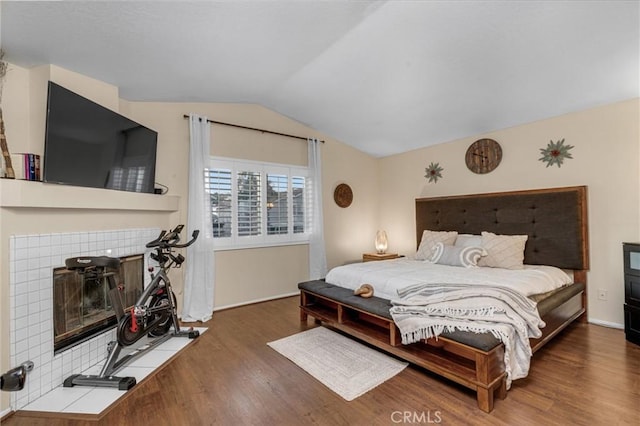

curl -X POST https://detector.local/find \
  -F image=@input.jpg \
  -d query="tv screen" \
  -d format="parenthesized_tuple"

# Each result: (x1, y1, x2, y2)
(43, 81, 158, 194)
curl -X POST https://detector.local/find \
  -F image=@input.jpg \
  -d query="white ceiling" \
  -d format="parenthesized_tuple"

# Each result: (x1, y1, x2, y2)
(1, 1, 638, 157)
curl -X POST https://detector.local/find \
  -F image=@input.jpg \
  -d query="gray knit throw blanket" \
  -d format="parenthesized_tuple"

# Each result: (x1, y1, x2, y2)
(390, 283, 545, 388)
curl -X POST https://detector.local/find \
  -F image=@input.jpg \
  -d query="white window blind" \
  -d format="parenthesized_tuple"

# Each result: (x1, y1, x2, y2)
(237, 171, 261, 237)
(205, 168, 232, 238)
(206, 157, 309, 250)
(292, 176, 305, 234)
(267, 173, 288, 235)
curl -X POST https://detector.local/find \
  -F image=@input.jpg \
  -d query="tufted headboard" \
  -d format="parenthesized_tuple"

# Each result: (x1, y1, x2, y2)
(415, 186, 589, 270)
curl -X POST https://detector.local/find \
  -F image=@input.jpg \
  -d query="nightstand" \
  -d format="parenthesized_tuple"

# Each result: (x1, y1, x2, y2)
(362, 253, 402, 262)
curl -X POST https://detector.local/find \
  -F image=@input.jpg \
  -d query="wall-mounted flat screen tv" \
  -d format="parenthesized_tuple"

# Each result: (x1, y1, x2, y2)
(43, 81, 158, 194)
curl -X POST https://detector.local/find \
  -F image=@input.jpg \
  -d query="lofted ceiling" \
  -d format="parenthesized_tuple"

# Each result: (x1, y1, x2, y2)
(1, 1, 638, 158)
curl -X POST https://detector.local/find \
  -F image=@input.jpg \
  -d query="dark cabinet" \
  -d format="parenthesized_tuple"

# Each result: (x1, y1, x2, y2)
(623, 242, 640, 345)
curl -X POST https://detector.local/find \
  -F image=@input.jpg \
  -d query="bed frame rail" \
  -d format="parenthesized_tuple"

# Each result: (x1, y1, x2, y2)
(300, 285, 584, 412)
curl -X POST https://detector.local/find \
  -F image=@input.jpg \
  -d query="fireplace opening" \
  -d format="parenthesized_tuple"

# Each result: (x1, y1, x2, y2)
(53, 254, 144, 353)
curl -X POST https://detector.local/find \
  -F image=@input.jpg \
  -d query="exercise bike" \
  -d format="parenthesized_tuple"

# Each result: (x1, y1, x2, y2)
(63, 225, 200, 390)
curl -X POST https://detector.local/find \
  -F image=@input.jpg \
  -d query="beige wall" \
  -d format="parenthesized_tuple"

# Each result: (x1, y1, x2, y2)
(121, 100, 379, 309)
(379, 98, 640, 326)
(0, 64, 379, 412)
(0, 64, 181, 411)
(1, 61, 636, 412)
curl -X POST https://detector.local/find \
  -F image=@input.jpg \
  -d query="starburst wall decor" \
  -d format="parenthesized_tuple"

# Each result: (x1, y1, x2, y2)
(539, 138, 574, 168)
(424, 162, 443, 183)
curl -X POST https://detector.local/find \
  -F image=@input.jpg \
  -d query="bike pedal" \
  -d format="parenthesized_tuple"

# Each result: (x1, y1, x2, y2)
(188, 330, 200, 339)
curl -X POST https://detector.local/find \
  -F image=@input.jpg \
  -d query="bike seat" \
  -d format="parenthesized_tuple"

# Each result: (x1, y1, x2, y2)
(65, 256, 120, 271)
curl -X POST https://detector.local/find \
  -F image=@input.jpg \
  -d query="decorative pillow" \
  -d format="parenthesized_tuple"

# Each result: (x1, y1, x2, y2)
(478, 231, 528, 269)
(415, 230, 458, 260)
(454, 234, 482, 248)
(430, 242, 486, 267)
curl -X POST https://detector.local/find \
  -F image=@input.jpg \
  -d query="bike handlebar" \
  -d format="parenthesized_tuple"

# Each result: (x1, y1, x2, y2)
(146, 225, 199, 249)
(175, 230, 199, 248)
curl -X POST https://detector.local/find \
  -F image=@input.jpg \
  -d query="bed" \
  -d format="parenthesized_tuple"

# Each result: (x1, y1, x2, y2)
(298, 186, 588, 412)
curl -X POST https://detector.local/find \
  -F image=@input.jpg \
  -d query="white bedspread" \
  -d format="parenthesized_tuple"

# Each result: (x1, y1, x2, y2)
(325, 258, 573, 300)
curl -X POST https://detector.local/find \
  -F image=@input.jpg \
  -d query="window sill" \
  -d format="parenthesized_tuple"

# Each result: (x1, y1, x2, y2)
(213, 239, 309, 252)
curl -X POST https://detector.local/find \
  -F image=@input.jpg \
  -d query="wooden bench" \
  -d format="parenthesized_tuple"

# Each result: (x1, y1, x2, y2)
(298, 280, 507, 412)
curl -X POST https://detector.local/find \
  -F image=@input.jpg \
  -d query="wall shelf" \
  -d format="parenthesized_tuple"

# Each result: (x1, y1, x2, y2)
(0, 179, 179, 212)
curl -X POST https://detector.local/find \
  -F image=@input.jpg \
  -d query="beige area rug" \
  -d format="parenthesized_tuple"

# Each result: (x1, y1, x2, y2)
(268, 327, 408, 401)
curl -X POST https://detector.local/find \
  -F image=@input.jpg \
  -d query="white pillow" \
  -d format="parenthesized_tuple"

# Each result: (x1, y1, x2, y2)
(478, 231, 528, 269)
(454, 234, 482, 248)
(415, 230, 458, 260)
(430, 242, 486, 267)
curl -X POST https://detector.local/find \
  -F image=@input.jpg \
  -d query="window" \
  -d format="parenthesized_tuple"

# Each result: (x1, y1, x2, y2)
(205, 157, 309, 250)
(237, 171, 261, 237)
(267, 174, 288, 235)
(206, 169, 232, 238)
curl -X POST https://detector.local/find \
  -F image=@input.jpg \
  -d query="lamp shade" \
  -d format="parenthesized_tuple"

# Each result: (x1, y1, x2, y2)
(375, 230, 388, 254)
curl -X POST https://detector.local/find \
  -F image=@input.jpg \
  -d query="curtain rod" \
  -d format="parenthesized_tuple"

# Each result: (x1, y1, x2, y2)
(182, 114, 324, 143)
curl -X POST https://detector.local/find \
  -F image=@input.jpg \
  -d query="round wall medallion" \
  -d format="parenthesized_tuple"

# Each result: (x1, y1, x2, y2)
(465, 138, 502, 174)
(334, 183, 353, 208)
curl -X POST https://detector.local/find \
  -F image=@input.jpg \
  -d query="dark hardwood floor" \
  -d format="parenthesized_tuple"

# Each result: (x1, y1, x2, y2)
(3, 296, 639, 425)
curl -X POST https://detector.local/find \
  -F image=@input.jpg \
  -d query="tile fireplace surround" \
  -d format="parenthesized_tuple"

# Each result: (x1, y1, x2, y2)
(8, 227, 160, 411)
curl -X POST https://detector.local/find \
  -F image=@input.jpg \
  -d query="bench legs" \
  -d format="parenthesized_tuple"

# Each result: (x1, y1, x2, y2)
(300, 292, 308, 322)
(298, 288, 508, 412)
(476, 377, 507, 413)
(300, 310, 321, 325)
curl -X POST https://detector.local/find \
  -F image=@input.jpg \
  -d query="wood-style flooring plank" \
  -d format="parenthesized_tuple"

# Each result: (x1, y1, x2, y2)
(3, 296, 639, 425)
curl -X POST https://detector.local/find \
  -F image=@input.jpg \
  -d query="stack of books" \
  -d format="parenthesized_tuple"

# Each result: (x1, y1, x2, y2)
(10, 153, 41, 181)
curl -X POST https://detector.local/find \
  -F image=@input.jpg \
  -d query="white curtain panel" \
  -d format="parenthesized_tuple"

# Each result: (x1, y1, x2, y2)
(182, 113, 215, 322)
(308, 138, 327, 280)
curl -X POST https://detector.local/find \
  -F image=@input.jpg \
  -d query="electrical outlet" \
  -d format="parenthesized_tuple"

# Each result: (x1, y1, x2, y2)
(597, 289, 608, 301)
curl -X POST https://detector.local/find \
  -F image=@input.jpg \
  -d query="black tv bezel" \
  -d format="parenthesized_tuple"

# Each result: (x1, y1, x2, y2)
(42, 81, 158, 194)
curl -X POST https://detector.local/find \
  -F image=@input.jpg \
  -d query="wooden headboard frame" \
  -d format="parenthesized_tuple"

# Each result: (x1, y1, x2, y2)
(416, 186, 589, 271)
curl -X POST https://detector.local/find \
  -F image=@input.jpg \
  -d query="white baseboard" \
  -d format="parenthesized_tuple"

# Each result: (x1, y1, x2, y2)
(588, 318, 624, 329)
(1, 407, 13, 420)
(213, 291, 299, 312)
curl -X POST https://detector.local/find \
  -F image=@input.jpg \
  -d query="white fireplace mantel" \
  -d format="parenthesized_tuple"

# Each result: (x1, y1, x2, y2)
(0, 179, 179, 211)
